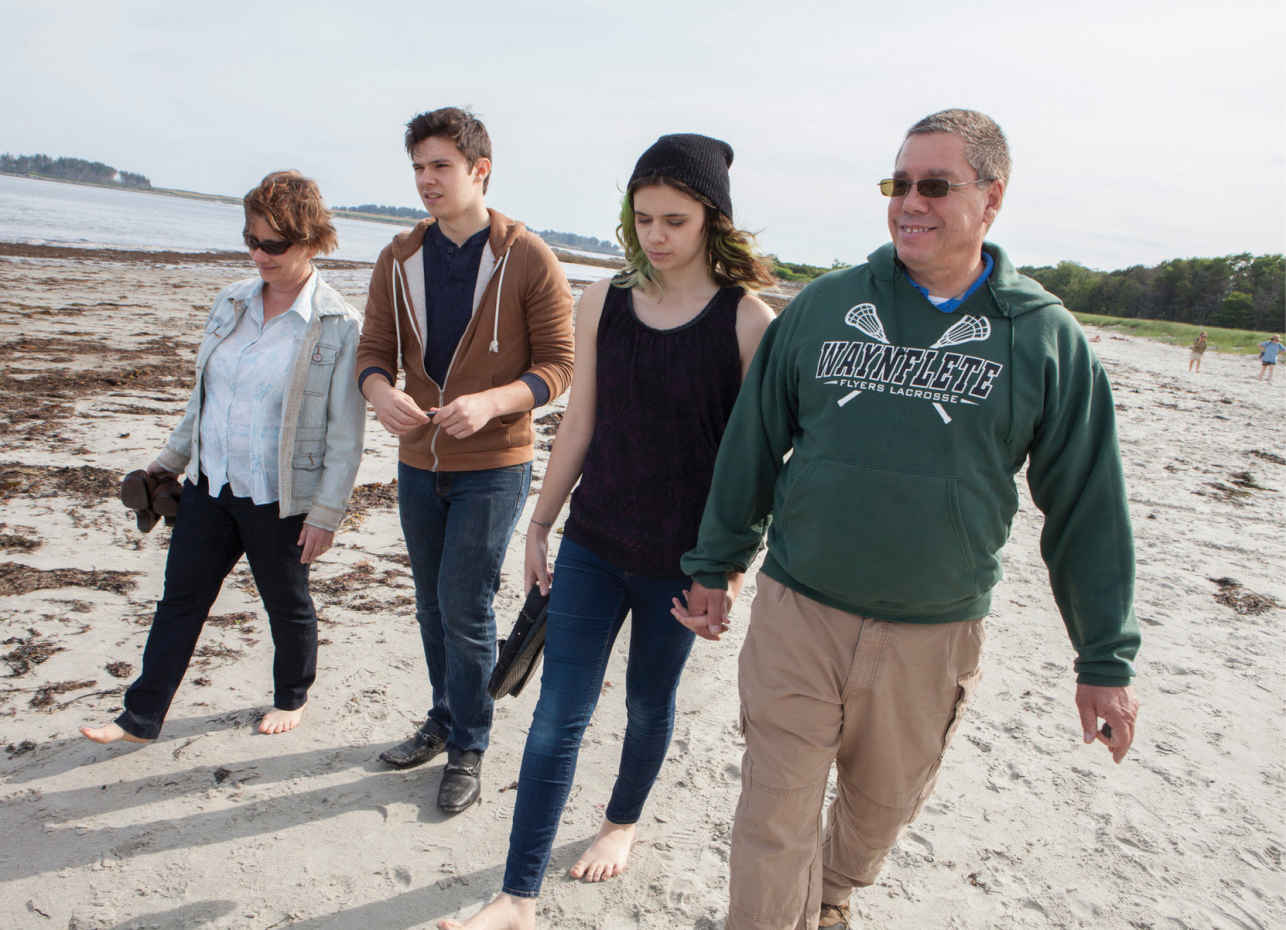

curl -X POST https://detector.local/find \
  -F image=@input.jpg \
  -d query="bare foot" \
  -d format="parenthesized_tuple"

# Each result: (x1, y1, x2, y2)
(79, 723, 150, 744)
(569, 819, 636, 883)
(258, 704, 305, 735)
(437, 892, 536, 930)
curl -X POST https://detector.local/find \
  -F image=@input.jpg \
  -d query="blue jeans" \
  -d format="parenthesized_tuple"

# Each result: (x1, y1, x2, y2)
(502, 537, 696, 897)
(118, 475, 316, 740)
(398, 461, 531, 753)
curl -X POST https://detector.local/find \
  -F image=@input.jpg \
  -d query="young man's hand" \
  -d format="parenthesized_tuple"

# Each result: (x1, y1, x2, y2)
(433, 392, 499, 438)
(366, 379, 432, 436)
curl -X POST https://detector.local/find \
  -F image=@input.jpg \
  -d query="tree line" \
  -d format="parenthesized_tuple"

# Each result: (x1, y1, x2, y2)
(531, 228, 621, 255)
(1020, 254, 1284, 332)
(1, 153, 151, 189)
(339, 203, 428, 220)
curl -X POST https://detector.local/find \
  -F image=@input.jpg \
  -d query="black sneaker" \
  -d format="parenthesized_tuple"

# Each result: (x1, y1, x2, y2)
(378, 722, 448, 768)
(437, 748, 482, 813)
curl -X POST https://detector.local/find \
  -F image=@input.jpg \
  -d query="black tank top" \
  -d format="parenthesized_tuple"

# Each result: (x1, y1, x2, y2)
(564, 282, 744, 576)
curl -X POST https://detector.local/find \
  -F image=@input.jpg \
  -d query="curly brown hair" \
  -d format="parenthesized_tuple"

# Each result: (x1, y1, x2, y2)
(242, 170, 338, 254)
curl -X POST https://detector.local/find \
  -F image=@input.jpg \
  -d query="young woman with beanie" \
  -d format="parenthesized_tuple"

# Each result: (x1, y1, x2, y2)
(439, 134, 776, 929)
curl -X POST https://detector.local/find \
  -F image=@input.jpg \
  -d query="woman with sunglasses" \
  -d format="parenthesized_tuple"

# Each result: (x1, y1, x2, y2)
(439, 134, 775, 930)
(81, 170, 365, 745)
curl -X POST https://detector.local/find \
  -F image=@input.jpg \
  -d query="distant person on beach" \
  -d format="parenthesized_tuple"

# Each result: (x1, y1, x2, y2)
(1257, 335, 1282, 381)
(357, 107, 574, 813)
(1188, 330, 1208, 372)
(674, 109, 1140, 930)
(437, 134, 774, 930)
(81, 170, 365, 745)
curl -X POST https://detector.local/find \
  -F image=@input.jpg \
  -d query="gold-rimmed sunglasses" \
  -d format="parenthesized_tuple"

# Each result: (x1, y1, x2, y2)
(878, 177, 994, 198)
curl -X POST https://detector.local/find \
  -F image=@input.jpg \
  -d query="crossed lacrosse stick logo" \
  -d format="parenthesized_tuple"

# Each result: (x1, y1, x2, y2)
(836, 304, 992, 423)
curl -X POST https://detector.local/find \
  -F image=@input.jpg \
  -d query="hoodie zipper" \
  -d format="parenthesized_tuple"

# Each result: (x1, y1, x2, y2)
(425, 243, 512, 470)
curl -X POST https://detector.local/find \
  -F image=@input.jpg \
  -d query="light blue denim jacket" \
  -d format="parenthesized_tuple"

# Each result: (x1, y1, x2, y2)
(155, 272, 366, 532)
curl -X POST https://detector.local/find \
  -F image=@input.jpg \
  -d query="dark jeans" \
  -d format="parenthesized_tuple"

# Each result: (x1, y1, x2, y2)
(117, 475, 317, 740)
(503, 537, 696, 897)
(398, 461, 531, 753)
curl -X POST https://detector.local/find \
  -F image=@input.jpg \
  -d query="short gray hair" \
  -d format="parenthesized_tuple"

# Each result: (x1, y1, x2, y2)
(905, 109, 1011, 186)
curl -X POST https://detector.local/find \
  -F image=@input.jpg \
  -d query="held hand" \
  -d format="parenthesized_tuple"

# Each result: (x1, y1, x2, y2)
(524, 524, 552, 596)
(297, 525, 334, 564)
(1076, 683, 1139, 763)
(368, 381, 432, 436)
(433, 392, 499, 439)
(670, 579, 730, 641)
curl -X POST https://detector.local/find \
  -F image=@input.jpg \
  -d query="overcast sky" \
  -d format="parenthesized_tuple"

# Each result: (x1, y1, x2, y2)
(4, 1, 1283, 269)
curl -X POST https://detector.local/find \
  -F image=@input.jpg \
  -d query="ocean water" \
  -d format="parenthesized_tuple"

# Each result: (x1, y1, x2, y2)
(0, 174, 409, 263)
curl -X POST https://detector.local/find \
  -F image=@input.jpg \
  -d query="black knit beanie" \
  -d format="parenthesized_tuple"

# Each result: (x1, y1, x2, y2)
(628, 133, 734, 221)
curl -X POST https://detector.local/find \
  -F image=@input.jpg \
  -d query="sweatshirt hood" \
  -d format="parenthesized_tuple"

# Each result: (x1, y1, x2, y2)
(388, 209, 527, 264)
(867, 241, 1063, 320)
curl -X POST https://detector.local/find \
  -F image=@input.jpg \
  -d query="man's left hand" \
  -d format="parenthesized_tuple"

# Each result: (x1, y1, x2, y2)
(298, 525, 334, 564)
(433, 392, 498, 438)
(1076, 683, 1139, 763)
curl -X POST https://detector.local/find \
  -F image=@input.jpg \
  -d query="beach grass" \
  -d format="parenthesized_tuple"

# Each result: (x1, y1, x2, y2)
(1071, 312, 1272, 356)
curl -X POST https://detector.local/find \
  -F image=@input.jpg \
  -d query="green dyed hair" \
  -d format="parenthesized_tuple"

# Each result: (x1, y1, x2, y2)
(614, 177, 775, 291)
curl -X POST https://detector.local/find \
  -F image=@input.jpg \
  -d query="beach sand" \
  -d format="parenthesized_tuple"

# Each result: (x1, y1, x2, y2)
(1, 247, 1282, 929)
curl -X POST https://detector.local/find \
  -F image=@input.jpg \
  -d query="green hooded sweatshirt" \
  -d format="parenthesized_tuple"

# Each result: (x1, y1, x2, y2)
(681, 242, 1138, 686)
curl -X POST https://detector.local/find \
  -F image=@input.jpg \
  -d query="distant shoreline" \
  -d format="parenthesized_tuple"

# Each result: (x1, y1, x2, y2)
(2, 171, 420, 226)
(0, 170, 242, 206)
(0, 239, 624, 270)
(0, 241, 801, 309)
(0, 241, 374, 269)
(0, 172, 620, 249)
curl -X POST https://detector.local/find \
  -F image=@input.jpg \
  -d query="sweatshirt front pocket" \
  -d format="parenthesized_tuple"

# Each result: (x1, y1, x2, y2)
(774, 459, 980, 611)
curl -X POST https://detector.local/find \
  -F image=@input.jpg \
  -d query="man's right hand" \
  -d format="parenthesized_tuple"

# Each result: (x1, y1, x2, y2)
(366, 379, 432, 436)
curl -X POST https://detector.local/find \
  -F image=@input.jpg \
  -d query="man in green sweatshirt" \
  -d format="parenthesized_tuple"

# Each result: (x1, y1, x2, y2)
(675, 109, 1140, 930)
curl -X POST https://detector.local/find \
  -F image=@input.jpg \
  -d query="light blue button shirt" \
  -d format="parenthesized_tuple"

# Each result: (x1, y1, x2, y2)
(199, 272, 317, 504)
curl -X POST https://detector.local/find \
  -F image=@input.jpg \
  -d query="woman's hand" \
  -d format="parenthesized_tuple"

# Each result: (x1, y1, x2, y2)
(298, 524, 334, 564)
(524, 523, 552, 596)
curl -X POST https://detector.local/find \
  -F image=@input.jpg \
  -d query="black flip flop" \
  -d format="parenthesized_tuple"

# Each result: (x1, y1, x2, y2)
(489, 586, 550, 699)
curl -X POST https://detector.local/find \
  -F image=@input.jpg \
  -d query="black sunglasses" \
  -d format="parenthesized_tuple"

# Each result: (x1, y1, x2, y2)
(243, 232, 295, 255)
(878, 177, 994, 198)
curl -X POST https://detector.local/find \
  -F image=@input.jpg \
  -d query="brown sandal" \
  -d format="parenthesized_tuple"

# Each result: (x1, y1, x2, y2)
(119, 470, 181, 532)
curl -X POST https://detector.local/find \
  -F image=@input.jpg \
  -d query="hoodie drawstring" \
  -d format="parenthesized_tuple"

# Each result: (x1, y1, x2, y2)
(489, 250, 510, 353)
(391, 255, 407, 373)
(1006, 317, 1015, 448)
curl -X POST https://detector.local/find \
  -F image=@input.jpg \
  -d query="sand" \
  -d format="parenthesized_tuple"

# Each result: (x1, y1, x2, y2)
(0, 247, 1282, 930)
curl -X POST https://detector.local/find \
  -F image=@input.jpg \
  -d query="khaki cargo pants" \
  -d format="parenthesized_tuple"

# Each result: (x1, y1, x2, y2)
(726, 576, 984, 930)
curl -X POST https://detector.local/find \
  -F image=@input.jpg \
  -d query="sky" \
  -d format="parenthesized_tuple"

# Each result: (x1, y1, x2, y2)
(3, 0, 1283, 270)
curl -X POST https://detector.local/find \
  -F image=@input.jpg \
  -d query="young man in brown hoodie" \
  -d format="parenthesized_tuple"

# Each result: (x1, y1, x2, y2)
(357, 107, 574, 813)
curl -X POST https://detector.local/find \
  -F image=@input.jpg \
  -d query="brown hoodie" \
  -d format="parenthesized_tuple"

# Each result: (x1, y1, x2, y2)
(356, 209, 574, 472)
